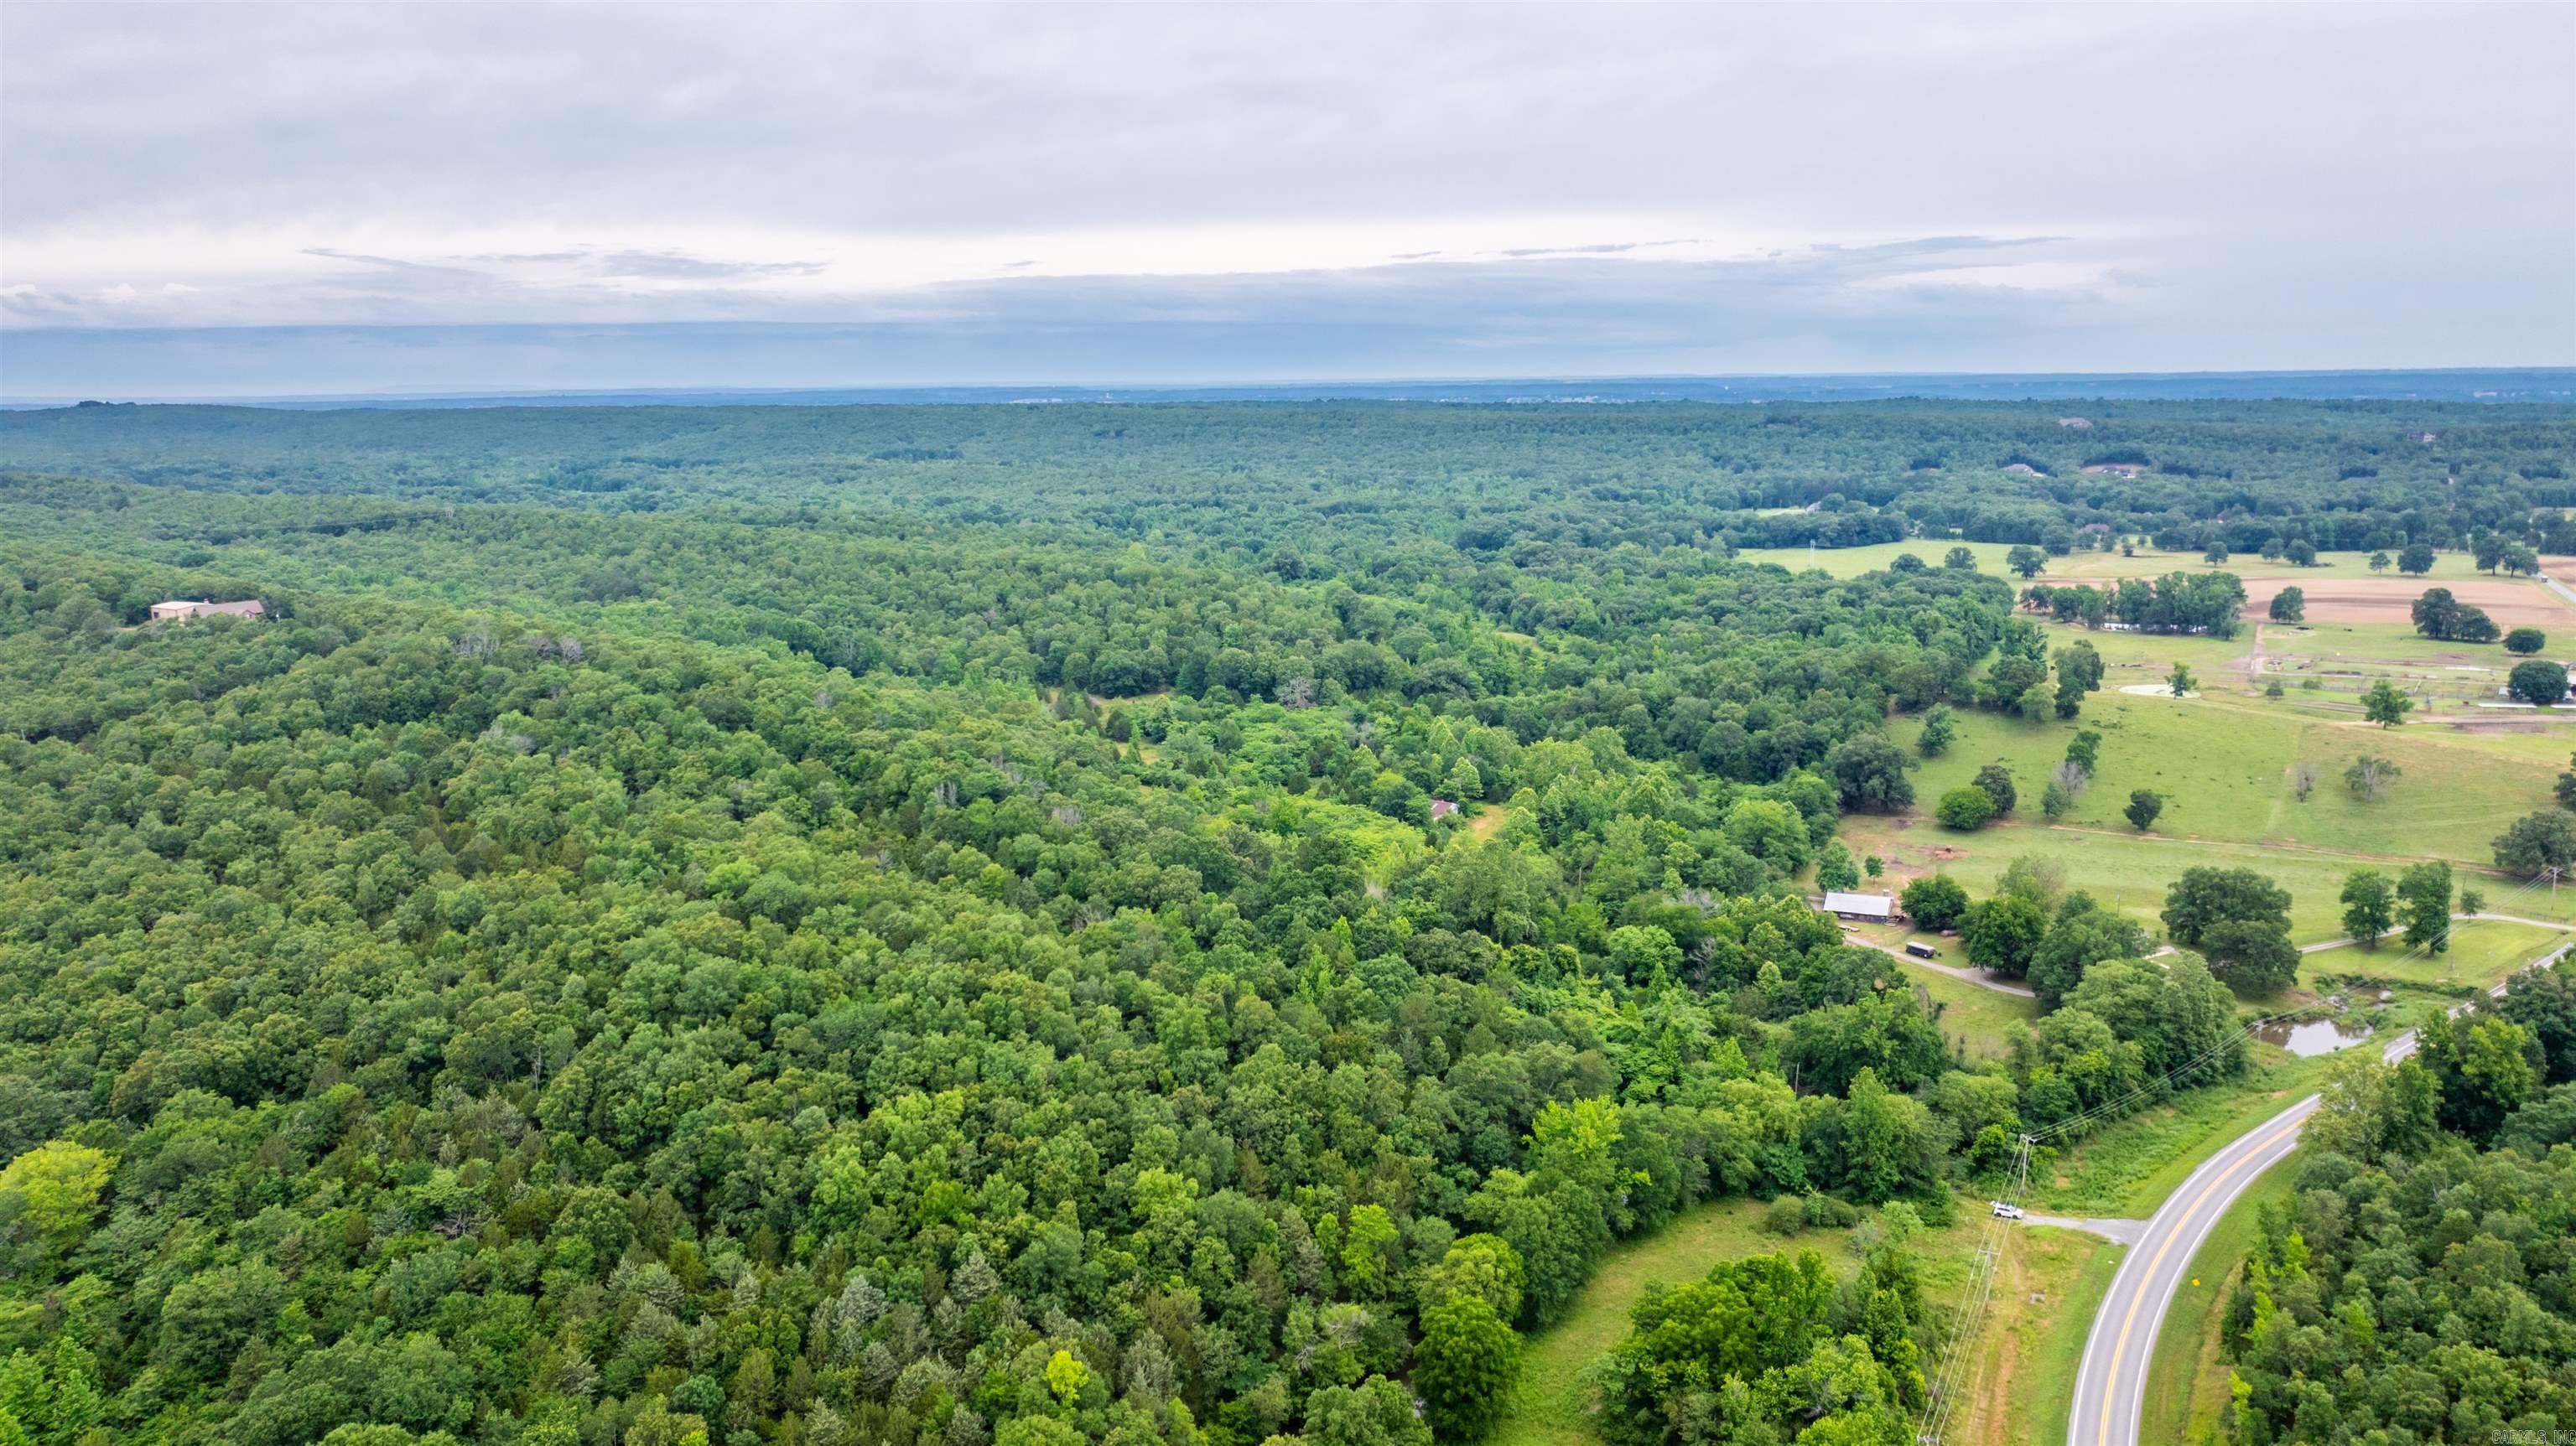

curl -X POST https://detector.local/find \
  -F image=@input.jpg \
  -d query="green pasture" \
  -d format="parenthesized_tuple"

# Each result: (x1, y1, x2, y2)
(1877, 689, 2561, 868)
(1739, 539, 2533, 587)
(2300, 918, 2570, 991)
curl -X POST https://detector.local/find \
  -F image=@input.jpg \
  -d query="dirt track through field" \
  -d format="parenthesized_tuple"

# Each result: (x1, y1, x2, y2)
(2240, 575, 2568, 626)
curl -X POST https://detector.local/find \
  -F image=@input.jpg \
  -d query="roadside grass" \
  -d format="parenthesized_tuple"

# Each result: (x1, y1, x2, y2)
(1869, 692, 2560, 873)
(2025, 1047, 2334, 1218)
(2138, 1159, 2299, 1446)
(1497, 1198, 2112, 1446)
(1495, 1199, 1796, 1446)
(1937, 1222, 2127, 1446)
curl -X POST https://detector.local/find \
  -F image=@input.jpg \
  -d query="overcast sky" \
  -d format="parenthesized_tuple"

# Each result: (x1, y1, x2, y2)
(3, 2, 2572, 395)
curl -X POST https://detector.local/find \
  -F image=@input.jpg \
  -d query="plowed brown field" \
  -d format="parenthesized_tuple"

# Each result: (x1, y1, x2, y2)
(2241, 575, 2568, 626)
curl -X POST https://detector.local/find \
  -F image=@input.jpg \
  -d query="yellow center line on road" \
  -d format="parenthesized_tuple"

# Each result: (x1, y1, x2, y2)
(2092, 1114, 2306, 1446)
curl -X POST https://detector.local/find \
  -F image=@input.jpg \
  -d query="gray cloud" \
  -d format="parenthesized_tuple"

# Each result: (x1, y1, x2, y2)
(592, 251, 828, 281)
(1, 1, 2568, 389)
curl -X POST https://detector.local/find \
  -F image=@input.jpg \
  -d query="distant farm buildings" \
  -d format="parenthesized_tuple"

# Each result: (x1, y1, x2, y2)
(2057, 417, 2094, 429)
(149, 599, 267, 623)
(1819, 890, 1899, 923)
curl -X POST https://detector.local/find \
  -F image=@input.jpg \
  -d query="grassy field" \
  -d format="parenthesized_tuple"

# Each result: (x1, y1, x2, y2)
(2138, 1159, 2300, 1446)
(1495, 1197, 2116, 1446)
(1864, 688, 2562, 876)
(1899, 958, 2044, 1060)
(1496, 1199, 1791, 1446)
(1935, 1221, 2127, 1446)
(1737, 540, 2537, 587)
(2300, 917, 2570, 990)
(1846, 818, 2576, 946)
(1740, 536, 2567, 722)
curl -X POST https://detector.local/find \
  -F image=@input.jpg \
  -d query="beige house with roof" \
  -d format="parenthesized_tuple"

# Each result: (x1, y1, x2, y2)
(149, 599, 267, 623)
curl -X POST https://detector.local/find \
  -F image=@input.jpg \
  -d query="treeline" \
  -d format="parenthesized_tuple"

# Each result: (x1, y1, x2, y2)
(2018, 573, 2249, 636)
(0, 478, 2017, 790)
(3, 396, 2568, 562)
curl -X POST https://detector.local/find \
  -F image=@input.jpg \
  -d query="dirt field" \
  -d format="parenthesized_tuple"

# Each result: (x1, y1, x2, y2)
(2241, 575, 2569, 627)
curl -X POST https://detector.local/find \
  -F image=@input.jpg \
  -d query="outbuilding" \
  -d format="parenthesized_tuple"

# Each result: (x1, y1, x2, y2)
(1820, 890, 1899, 923)
(150, 599, 267, 623)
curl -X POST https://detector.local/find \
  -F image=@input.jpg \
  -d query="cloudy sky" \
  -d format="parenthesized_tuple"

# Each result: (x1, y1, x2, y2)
(3, 2, 2571, 396)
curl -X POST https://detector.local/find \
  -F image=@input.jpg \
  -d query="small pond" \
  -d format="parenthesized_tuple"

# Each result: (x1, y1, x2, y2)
(2252, 1017, 2376, 1058)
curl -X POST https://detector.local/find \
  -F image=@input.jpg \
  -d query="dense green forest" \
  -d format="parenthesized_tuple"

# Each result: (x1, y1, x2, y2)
(0, 399, 2568, 1446)
(6, 398, 2571, 557)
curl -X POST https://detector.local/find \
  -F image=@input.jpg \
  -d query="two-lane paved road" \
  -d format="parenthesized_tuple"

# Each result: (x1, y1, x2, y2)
(2066, 939, 2571, 1446)
(2064, 1092, 2315, 1446)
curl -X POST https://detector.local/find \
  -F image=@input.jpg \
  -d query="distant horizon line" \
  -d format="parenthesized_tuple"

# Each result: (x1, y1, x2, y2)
(8, 364, 2573, 409)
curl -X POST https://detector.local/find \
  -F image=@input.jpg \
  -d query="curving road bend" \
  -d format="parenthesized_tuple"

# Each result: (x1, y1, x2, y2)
(2064, 1091, 2316, 1446)
(2065, 942, 2571, 1446)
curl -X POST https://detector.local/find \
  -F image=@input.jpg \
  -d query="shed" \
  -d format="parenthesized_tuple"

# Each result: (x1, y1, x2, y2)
(1820, 890, 1898, 923)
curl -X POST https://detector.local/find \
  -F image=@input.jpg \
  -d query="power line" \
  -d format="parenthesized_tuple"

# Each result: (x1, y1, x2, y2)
(1915, 1135, 2030, 1444)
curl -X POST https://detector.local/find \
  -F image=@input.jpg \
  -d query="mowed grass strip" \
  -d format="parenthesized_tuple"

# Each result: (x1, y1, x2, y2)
(1936, 1221, 2127, 1446)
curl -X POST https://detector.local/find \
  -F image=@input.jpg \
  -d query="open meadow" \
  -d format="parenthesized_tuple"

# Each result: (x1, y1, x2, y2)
(1860, 683, 2565, 884)
(1739, 539, 2563, 590)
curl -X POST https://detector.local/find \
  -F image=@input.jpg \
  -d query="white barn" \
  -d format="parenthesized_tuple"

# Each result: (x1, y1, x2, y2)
(1820, 890, 1898, 923)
